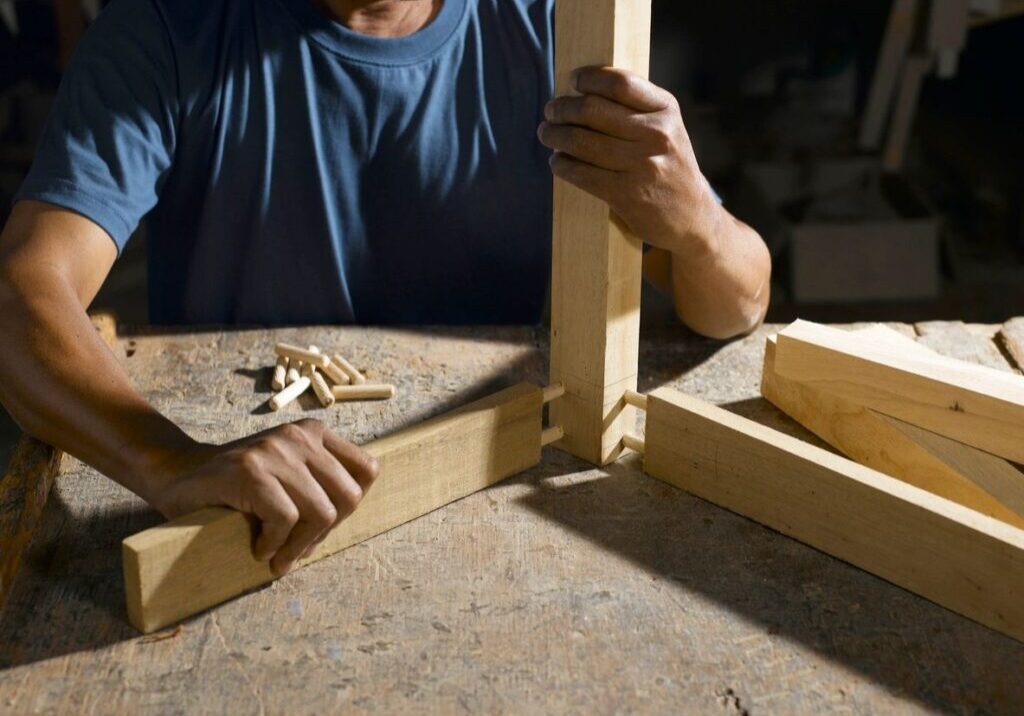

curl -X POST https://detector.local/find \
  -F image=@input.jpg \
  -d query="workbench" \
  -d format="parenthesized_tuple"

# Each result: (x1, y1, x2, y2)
(1, 321, 1023, 714)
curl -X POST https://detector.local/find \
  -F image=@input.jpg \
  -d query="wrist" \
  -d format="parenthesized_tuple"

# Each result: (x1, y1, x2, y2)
(112, 418, 209, 505)
(664, 178, 723, 263)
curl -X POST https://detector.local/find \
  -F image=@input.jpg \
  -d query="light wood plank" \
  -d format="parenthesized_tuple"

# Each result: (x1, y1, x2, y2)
(123, 384, 544, 633)
(549, 0, 651, 465)
(860, 0, 920, 150)
(773, 320, 1024, 464)
(644, 386, 1024, 643)
(762, 332, 1024, 528)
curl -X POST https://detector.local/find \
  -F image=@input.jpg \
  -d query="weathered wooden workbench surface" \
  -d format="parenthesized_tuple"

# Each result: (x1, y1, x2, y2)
(2, 320, 1024, 714)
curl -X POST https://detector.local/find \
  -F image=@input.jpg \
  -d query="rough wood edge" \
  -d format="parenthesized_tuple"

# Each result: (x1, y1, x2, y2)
(0, 311, 118, 617)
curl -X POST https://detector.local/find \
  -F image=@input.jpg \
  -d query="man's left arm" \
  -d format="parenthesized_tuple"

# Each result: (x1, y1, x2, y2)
(538, 67, 771, 340)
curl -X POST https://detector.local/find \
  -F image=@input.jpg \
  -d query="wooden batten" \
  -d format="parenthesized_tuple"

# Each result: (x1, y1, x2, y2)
(123, 384, 545, 633)
(644, 387, 1024, 643)
(762, 330, 1024, 528)
(774, 320, 1024, 464)
(548, 0, 651, 465)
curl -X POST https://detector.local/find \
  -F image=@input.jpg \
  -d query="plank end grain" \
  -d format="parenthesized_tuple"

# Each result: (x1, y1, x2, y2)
(123, 383, 544, 633)
(548, 0, 651, 466)
(643, 386, 1024, 643)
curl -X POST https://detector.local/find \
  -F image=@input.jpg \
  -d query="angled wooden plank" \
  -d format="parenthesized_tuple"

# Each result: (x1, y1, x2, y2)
(762, 333, 1024, 528)
(0, 312, 118, 617)
(123, 384, 544, 633)
(644, 386, 1024, 643)
(549, 0, 651, 465)
(773, 320, 1024, 464)
(860, 0, 920, 150)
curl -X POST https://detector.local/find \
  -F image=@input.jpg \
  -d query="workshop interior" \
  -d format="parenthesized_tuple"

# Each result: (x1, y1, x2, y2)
(2, 0, 1024, 713)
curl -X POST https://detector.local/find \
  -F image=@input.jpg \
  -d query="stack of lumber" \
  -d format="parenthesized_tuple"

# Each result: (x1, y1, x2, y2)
(763, 320, 1024, 528)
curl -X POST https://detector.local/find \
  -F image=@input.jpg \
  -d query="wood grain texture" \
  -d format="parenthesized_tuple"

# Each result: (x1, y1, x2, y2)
(762, 330, 1024, 528)
(0, 312, 118, 617)
(774, 319, 1024, 464)
(4, 325, 1024, 713)
(123, 383, 544, 633)
(549, 0, 651, 465)
(644, 386, 1024, 643)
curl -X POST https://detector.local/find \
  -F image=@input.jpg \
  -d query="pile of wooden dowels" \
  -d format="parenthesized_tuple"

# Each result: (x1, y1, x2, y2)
(268, 343, 396, 412)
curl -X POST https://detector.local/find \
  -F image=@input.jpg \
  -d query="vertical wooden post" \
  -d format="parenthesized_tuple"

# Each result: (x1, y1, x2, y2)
(549, 0, 652, 465)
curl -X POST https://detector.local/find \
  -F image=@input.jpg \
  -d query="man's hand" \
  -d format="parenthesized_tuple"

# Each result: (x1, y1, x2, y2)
(538, 66, 717, 256)
(538, 66, 771, 340)
(152, 420, 379, 575)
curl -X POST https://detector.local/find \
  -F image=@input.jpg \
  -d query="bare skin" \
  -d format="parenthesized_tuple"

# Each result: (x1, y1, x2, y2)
(539, 67, 771, 339)
(0, 0, 768, 575)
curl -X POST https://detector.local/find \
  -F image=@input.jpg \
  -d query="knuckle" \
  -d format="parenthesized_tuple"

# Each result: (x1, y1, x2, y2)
(237, 450, 264, 474)
(607, 72, 634, 99)
(277, 501, 301, 527)
(579, 95, 601, 121)
(315, 501, 339, 527)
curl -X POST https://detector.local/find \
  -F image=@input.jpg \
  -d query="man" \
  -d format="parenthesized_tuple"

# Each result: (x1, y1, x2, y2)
(0, 0, 770, 576)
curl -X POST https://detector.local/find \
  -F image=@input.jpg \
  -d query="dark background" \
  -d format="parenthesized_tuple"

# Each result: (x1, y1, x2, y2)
(1, 0, 1023, 462)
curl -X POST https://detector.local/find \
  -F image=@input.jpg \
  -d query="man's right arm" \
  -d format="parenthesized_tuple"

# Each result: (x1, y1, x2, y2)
(0, 201, 378, 575)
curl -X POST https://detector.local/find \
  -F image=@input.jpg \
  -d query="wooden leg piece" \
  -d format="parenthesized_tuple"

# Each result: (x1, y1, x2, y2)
(644, 386, 1024, 643)
(548, 0, 651, 466)
(123, 384, 545, 633)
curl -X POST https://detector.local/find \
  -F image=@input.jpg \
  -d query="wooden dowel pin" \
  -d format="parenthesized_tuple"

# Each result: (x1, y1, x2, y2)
(622, 434, 645, 455)
(271, 356, 289, 392)
(543, 383, 565, 404)
(331, 384, 395, 402)
(322, 358, 351, 387)
(270, 377, 311, 411)
(285, 362, 301, 386)
(304, 346, 336, 408)
(624, 390, 648, 411)
(275, 343, 330, 369)
(541, 425, 564, 447)
(332, 354, 367, 385)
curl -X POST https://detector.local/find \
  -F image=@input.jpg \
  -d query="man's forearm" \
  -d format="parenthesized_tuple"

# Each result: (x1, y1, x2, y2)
(0, 273, 196, 504)
(665, 194, 771, 340)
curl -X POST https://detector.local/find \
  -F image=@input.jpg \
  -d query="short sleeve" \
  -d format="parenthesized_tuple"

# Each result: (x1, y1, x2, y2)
(14, 0, 179, 253)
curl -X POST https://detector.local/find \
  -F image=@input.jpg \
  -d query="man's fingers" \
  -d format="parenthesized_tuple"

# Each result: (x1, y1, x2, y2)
(273, 465, 338, 574)
(572, 66, 674, 113)
(322, 429, 380, 491)
(544, 94, 648, 141)
(538, 122, 636, 171)
(548, 152, 617, 203)
(250, 476, 300, 562)
(306, 448, 365, 522)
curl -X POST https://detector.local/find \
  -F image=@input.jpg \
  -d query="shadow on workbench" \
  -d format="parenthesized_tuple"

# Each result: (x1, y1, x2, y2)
(517, 409, 1024, 715)
(0, 492, 162, 668)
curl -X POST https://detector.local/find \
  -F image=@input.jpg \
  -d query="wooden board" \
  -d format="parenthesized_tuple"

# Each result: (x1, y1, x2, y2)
(0, 311, 118, 616)
(773, 319, 1024, 464)
(883, 54, 932, 172)
(644, 386, 1024, 643)
(860, 0, 920, 150)
(123, 383, 544, 633)
(548, 0, 651, 465)
(762, 330, 1024, 528)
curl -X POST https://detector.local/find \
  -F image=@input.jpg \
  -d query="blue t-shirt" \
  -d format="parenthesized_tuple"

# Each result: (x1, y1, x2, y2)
(17, 0, 555, 325)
